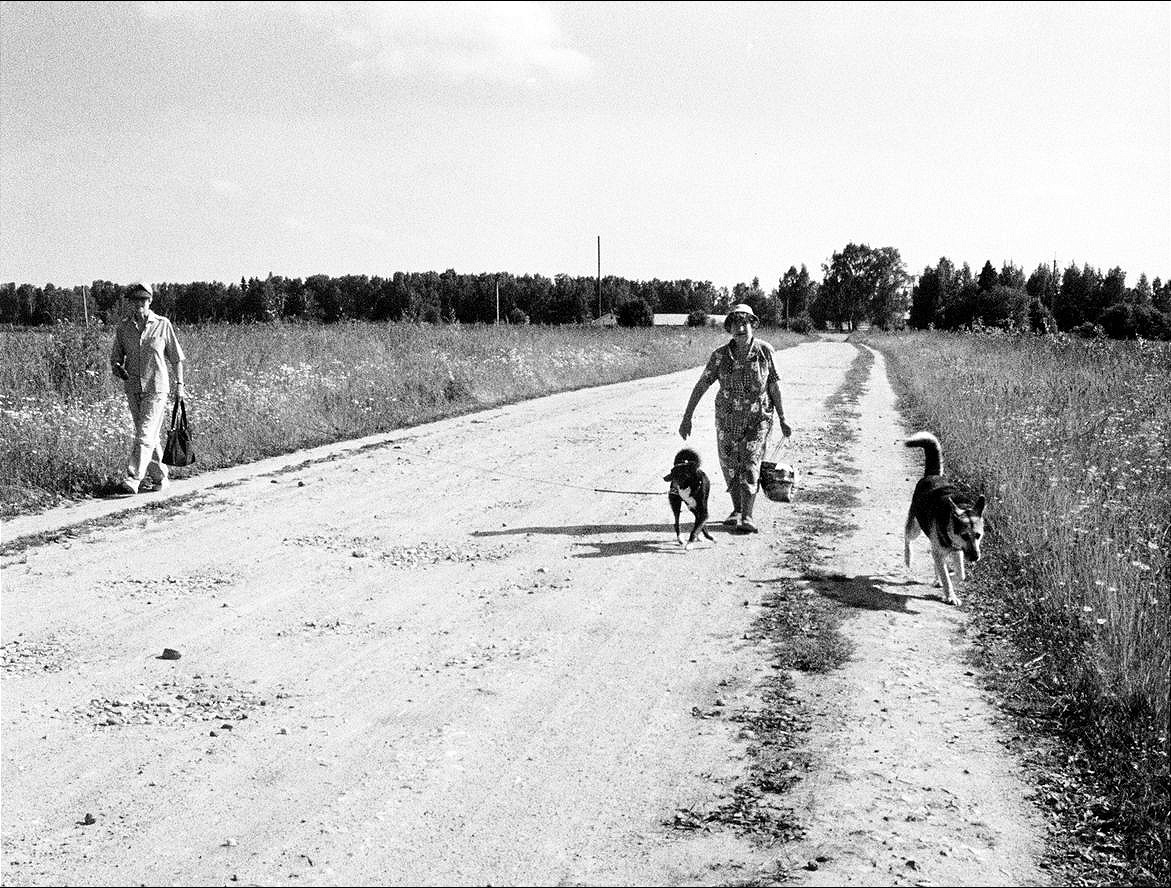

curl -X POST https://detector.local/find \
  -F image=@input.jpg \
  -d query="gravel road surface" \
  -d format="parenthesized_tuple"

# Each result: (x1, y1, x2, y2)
(1, 339, 1045, 886)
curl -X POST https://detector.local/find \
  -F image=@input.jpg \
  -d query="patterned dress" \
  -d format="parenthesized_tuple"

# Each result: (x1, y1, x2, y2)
(698, 338, 779, 496)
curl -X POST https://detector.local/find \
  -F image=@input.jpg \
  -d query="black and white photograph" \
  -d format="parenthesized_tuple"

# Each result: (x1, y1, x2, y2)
(1, 2, 1168, 885)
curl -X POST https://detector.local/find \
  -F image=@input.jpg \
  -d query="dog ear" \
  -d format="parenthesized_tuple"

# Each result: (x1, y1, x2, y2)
(663, 473, 673, 482)
(974, 494, 986, 516)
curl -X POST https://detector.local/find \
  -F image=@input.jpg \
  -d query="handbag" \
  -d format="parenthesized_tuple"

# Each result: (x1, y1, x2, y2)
(162, 397, 195, 467)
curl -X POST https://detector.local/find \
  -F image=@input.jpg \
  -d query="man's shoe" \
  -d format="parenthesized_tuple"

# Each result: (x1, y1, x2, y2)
(737, 517, 759, 534)
(149, 477, 170, 492)
(117, 479, 138, 495)
(723, 511, 741, 527)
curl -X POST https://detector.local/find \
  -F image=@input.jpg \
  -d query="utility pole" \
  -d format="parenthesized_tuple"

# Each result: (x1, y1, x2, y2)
(495, 279, 500, 324)
(81, 285, 89, 325)
(596, 235, 601, 319)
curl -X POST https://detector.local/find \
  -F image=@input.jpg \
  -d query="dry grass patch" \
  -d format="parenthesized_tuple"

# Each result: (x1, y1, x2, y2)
(0, 321, 807, 516)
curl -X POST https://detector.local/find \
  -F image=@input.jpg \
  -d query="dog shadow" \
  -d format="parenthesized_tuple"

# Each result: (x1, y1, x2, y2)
(473, 523, 735, 558)
(473, 523, 737, 539)
(475, 523, 671, 538)
(803, 573, 921, 614)
(571, 539, 691, 558)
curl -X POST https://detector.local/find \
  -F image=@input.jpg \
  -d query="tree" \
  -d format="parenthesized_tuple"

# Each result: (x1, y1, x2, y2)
(242, 273, 282, 321)
(1054, 263, 1101, 330)
(1098, 303, 1137, 339)
(1153, 278, 1171, 313)
(974, 284, 1029, 329)
(0, 282, 16, 324)
(1026, 263, 1056, 307)
(867, 248, 910, 330)
(283, 278, 314, 319)
(1099, 266, 1127, 313)
(909, 265, 941, 329)
(688, 281, 718, 315)
(817, 243, 908, 331)
(15, 283, 41, 324)
(998, 262, 1026, 290)
(1133, 273, 1153, 306)
(306, 274, 343, 322)
(1027, 299, 1056, 333)
(550, 274, 590, 324)
(615, 297, 653, 327)
(774, 265, 816, 324)
(976, 260, 998, 292)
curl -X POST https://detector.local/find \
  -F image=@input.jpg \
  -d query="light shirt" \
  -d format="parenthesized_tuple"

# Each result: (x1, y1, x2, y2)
(110, 310, 185, 394)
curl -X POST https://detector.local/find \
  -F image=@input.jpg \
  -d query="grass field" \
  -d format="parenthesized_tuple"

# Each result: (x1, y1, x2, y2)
(0, 321, 807, 517)
(868, 329, 1169, 884)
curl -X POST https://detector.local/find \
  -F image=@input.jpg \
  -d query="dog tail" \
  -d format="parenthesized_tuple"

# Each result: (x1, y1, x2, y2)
(905, 432, 942, 476)
(674, 447, 702, 467)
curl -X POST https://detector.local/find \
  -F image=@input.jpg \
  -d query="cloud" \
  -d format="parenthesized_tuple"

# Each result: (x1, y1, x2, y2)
(297, 1, 593, 84)
(209, 178, 244, 196)
(283, 216, 312, 232)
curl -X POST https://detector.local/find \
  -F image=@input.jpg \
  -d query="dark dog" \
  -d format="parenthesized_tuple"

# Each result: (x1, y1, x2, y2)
(904, 432, 987, 605)
(664, 447, 714, 550)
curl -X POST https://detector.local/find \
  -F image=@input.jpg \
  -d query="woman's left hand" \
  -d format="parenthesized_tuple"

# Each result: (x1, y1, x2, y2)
(779, 418, 792, 438)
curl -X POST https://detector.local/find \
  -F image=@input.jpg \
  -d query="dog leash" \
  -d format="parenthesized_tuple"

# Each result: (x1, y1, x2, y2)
(384, 444, 663, 496)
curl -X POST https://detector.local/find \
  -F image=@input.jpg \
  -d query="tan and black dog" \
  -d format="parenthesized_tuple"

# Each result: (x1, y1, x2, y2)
(904, 432, 986, 605)
(664, 447, 714, 550)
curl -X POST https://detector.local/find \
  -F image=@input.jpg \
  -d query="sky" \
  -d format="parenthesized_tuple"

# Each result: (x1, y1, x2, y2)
(2, 1, 1168, 292)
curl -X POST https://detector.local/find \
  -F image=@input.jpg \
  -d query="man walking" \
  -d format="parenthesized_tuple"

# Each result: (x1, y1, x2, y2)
(109, 282, 186, 494)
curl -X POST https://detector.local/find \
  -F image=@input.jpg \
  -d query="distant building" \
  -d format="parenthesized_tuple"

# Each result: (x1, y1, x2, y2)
(653, 313, 723, 327)
(592, 311, 617, 327)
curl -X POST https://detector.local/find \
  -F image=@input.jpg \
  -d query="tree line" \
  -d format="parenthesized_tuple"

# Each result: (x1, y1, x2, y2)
(908, 258, 1171, 339)
(0, 272, 721, 328)
(3, 245, 1168, 339)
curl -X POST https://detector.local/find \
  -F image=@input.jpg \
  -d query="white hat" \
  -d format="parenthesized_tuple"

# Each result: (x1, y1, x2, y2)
(724, 303, 758, 331)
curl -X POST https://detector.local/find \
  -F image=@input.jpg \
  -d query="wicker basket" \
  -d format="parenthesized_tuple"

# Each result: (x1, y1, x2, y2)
(760, 461, 796, 503)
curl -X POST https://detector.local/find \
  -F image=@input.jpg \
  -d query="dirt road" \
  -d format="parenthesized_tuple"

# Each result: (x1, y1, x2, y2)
(1, 339, 1046, 886)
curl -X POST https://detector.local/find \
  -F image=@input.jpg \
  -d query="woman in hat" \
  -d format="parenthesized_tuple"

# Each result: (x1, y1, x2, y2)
(109, 282, 186, 494)
(678, 303, 791, 533)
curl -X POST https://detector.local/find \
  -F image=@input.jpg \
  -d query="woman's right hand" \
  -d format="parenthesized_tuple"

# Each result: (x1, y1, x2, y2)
(678, 416, 692, 439)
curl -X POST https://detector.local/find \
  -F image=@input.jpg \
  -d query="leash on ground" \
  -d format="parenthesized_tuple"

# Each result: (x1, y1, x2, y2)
(382, 427, 795, 498)
(385, 443, 663, 496)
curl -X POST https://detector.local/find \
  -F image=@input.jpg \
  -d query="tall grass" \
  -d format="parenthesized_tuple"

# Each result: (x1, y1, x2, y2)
(869, 330, 1169, 880)
(0, 321, 805, 517)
